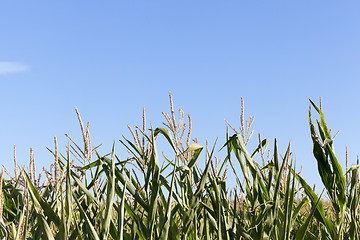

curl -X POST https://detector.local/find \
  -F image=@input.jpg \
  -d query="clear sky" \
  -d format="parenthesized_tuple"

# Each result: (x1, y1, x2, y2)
(1, 1, 360, 190)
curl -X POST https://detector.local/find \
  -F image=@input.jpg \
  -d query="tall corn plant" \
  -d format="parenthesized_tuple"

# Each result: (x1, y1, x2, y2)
(295, 99, 360, 239)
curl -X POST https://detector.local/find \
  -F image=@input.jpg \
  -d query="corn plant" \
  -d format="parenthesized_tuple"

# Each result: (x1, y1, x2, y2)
(293, 100, 360, 239)
(0, 95, 359, 239)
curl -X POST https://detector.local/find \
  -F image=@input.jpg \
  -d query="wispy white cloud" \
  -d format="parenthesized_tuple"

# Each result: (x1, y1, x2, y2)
(0, 62, 30, 75)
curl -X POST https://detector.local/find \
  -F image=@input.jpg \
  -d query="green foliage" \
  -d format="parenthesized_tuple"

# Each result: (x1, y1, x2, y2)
(0, 97, 359, 239)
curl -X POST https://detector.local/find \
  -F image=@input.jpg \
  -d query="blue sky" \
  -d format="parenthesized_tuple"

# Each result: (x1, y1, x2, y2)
(1, 1, 360, 189)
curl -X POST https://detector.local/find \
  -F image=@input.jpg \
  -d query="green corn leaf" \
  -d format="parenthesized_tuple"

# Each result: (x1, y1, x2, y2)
(309, 99, 331, 139)
(193, 140, 216, 204)
(294, 171, 339, 239)
(295, 190, 325, 240)
(325, 144, 346, 210)
(71, 171, 100, 206)
(24, 172, 61, 227)
(36, 214, 55, 240)
(182, 142, 203, 169)
(281, 159, 298, 239)
(118, 179, 127, 240)
(65, 148, 73, 236)
(122, 135, 144, 158)
(79, 159, 102, 171)
(101, 143, 116, 239)
(73, 193, 100, 240)
(251, 139, 269, 159)
(348, 164, 359, 239)
(13, 205, 26, 240)
(159, 156, 178, 240)
(154, 127, 177, 153)
(148, 128, 161, 238)
(228, 134, 252, 192)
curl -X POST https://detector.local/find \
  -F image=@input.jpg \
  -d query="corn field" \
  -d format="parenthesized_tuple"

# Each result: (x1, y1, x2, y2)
(1, 95, 359, 239)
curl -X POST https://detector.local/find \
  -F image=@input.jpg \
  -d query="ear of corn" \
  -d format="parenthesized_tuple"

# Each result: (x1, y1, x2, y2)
(1, 96, 360, 239)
